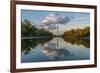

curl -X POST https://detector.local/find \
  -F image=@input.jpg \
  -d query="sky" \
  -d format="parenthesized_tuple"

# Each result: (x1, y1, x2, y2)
(21, 10, 90, 35)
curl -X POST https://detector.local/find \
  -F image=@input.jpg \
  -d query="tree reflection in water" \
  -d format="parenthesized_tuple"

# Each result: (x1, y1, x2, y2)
(21, 37, 90, 56)
(21, 37, 53, 55)
(63, 38, 90, 48)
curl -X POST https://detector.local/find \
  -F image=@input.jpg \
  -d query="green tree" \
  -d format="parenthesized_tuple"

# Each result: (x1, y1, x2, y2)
(21, 19, 53, 37)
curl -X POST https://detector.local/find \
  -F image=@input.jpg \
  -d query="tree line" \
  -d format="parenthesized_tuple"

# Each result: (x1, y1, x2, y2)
(21, 19, 90, 38)
(63, 27, 90, 38)
(21, 19, 53, 37)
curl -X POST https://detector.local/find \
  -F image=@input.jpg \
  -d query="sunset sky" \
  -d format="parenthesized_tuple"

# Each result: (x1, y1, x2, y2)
(21, 10, 90, 35)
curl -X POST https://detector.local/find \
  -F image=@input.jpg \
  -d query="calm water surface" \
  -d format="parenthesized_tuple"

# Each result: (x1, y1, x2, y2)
(21, 37, 90, 63)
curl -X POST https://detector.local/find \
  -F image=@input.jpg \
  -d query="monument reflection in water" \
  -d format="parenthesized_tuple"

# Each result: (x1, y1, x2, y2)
(21, 37, 90, 63)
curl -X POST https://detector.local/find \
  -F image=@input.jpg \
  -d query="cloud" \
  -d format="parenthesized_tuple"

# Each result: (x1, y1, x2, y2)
(35, 13, 73, 30)
(42, 13, 71, 26)
(48, 24, 57, 30)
